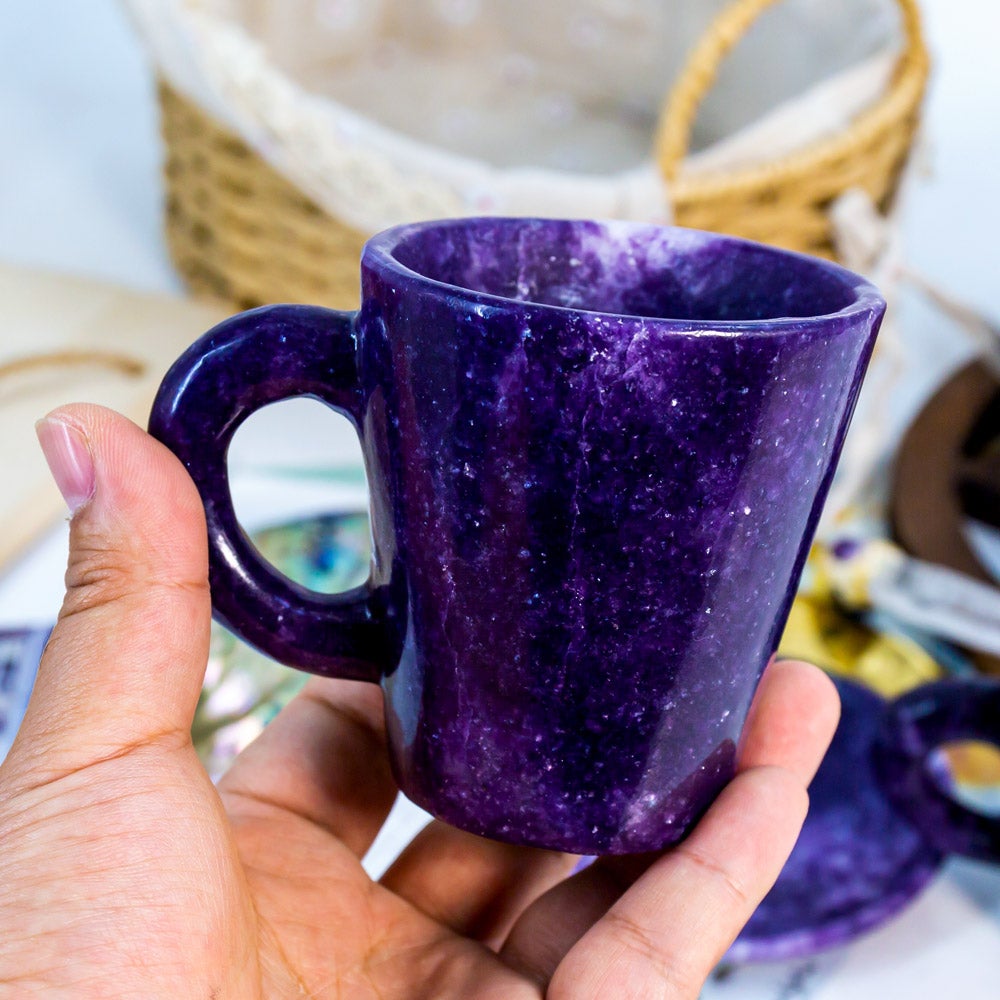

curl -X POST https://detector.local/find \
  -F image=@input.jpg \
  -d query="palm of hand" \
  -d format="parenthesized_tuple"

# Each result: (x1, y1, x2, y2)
(1, 682, 552, 998)
(0, 406, 838, 999)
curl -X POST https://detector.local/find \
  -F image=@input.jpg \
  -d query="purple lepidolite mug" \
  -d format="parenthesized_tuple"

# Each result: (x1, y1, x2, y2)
(150, 218, 884, 854)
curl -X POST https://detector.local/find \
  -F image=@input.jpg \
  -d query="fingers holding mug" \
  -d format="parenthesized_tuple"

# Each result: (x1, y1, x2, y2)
(218, 675, 398, 860)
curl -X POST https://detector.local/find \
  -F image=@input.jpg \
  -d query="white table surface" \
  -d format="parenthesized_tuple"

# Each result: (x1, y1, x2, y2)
(1, 1, 999, 995)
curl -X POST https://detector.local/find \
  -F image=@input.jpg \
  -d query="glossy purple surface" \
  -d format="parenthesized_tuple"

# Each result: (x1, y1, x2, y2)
(876, 679, 1000, 860)
(731, 677, 943, 963)
(151, 218, 883, 853)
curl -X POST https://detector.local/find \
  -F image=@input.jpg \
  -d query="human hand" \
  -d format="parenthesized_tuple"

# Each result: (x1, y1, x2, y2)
(0, 404, 839, 999)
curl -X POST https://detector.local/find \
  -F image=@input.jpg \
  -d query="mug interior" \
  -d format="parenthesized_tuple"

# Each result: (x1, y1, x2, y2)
(380, 218, 870, 325)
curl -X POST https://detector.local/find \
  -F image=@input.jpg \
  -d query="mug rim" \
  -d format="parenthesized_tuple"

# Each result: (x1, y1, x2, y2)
(363, 216, 886, 334)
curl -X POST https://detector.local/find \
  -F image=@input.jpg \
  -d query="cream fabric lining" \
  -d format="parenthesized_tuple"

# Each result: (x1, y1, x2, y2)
(124, 0, 899, 232)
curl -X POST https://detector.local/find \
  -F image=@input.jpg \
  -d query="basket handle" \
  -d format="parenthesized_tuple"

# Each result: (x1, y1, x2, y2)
(655, 0, 929, 182)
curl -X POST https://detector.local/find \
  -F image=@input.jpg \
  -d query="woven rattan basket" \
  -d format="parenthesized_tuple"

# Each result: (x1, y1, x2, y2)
(138, 0, 928, 310)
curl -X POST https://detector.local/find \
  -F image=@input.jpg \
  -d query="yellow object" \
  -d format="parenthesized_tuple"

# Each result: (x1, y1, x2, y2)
(779, 593, 942, 699)
(815, 538, 903, 611)
(938, 742, 1000, 791)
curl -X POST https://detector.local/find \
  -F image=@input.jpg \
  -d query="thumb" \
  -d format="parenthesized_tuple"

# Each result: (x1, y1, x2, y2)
(6, 404, 211, 784)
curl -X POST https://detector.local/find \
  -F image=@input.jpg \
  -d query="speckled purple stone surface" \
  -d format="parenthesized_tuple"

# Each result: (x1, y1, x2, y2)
(151, 218, 884, 853)
(730, 678, 943, 963)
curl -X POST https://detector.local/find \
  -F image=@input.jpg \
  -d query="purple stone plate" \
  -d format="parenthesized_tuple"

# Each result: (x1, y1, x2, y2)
(729, 674, 1000, 962)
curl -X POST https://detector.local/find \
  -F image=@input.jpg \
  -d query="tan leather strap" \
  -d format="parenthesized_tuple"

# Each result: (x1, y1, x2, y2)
(0, 350, 146, 383)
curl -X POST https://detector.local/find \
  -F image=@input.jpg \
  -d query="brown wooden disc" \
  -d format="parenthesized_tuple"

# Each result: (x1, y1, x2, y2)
(890, 358, 1000, 674)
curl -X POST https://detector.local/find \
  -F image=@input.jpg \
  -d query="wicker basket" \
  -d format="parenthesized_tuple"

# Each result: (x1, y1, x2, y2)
(139, 0, 928, 310)
(160, 83, 370, 310)
(657, 0, 927, 253)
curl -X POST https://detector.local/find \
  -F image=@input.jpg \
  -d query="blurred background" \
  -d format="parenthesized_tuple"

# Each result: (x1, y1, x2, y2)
(1, 0, 996, 308)
(1, 1, 999, 996)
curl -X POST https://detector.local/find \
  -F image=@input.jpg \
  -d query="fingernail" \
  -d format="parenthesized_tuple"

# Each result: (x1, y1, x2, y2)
(36, 417, 95, 515)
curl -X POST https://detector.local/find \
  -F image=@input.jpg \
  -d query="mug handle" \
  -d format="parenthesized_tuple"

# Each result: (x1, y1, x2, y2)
(148, 304, 401, 682)
(875, 678, 1000, 861)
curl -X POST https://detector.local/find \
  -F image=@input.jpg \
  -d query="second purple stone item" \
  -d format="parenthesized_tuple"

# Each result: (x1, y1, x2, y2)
(732, 674, 1000, 961)
(150, 218, 882, 854)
